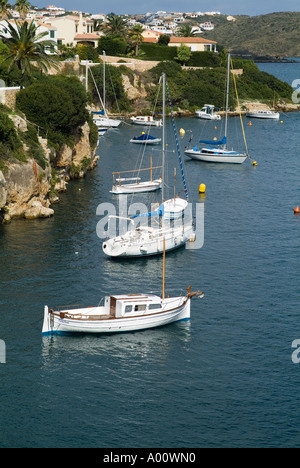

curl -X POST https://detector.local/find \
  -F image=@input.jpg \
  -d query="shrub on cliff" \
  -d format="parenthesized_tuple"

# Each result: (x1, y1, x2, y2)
(16, 75, 89, 150)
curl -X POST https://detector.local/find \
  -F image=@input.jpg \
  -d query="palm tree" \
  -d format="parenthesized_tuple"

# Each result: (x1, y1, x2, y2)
(128, 24, 144, 56)
(0, 0, 11, 20)
(14, 0, 30, 20)
(177, 23, 196, 37)
(0, 20, 59, 87)
(103, 14, 129, 38)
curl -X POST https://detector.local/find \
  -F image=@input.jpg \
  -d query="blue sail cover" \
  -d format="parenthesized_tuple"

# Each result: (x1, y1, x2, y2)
(200, 136, 226, 146)
(131, 205, 164, 219)
(92, 110, 105, 115)
(134, 134, 157, 141)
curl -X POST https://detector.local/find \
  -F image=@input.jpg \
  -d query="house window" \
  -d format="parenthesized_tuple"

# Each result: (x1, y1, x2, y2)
(50, 30, 55, 38)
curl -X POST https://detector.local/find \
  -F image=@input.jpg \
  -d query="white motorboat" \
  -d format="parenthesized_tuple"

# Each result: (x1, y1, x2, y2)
(246, 110, 280, 119)
(195, 104, 221, 120)
(185, 53, 249, 164)
(130, 115, 162, 127)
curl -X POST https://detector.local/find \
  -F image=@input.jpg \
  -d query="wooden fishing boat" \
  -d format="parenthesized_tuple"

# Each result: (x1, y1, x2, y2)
(42, 239, 204, 335)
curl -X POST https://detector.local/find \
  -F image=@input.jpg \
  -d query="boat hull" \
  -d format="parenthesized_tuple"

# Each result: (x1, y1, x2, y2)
(246, 111, 279, 119)
(102, 223, 194, 258)
(185, 148, 247, 164)
(93, 117, 121, 128)
(130, 138, 161, 145)
(42, 298, 190, 335)
(110, 180, 162, 194)
(162, 198, 189, 220)
(195, 111, 221, 120)
(130, 117, 162, 127)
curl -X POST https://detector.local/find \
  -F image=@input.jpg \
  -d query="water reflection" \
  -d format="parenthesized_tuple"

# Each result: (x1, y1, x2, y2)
(41, 321, 191, 366)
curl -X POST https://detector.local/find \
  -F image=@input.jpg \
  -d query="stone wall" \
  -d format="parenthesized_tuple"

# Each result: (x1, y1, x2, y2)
(104, 56, 160, 72)
(0, 87, 21, 110)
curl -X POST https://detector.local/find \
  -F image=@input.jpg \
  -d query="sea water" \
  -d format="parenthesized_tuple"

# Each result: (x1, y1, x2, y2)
(0, 62, 299, 448)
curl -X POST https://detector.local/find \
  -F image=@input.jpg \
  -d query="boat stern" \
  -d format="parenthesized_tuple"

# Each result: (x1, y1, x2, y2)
(42, 305, 52, 336)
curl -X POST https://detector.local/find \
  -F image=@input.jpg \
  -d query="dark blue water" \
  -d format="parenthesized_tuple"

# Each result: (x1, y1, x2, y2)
(0, 64, 300, 447)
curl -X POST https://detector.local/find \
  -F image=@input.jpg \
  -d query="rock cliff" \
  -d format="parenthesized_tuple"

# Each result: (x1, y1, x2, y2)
(0, 116, 98, 224)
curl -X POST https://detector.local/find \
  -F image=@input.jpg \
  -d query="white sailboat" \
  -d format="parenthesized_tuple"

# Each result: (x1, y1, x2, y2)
(42, 239, 204, 336)
(102, 73, 193, 258)
(185, 53, 249, 164)
(88, 52, 122, 129)
(110, 155, 162, 195)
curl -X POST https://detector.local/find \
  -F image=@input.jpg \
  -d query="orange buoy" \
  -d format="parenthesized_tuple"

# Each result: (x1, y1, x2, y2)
(294, 206, 300, 214)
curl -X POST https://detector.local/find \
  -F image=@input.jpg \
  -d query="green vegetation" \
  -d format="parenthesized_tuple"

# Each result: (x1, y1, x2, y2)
(16, 75, 90, 151)
(88, 64, 131, 112)
(148, 59, 293, 111)
(0, 104, 47, 171)
(198, 12, 300, 57)
(0, 20, 59, 88)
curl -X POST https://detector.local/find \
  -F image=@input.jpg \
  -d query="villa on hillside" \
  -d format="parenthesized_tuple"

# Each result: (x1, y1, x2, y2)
(48, 12, 100, 47)
(168, 36, 217, 52)
(143, 33, 218, 52)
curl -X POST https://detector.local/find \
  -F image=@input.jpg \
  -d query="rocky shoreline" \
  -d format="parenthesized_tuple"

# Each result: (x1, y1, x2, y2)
(0, 116, 98, 224)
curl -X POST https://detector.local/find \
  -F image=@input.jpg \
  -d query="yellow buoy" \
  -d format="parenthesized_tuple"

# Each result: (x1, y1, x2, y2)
(179, 128, 185, 136)
(280, 121, 283, 124)
(199, 183, 206, 193)
(252, 160, 257, 166)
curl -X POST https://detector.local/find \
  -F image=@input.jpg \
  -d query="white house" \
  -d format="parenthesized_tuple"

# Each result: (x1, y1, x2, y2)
(168, 36, 217, 52)
(48, 13, 99, 47)
(0, 20, 57, 52)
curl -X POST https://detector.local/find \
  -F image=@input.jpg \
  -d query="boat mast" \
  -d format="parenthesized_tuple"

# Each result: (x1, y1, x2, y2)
(224, 52, 230, 149)
(103, 50, 106, 116)
(162, 73, 166, 202)
(162, 237, 166, 300)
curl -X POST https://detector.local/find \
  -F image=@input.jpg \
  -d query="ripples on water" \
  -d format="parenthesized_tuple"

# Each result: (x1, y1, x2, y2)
(0, 66, 300, 447)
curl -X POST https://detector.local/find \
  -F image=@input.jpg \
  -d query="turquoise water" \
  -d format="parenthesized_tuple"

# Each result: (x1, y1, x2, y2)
(0, 64, 300, 448)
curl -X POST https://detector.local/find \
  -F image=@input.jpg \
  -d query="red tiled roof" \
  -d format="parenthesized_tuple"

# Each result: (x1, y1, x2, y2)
(143, 37, 159, 43)
(74, 33, 99, 40)
(169, 36, 217, 44)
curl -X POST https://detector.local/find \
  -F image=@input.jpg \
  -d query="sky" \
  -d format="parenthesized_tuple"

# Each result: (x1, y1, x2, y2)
(33, 0, 300, 16)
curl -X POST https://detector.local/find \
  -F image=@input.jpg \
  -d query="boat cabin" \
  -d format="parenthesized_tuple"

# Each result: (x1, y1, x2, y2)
(105, 294, 163, 318)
